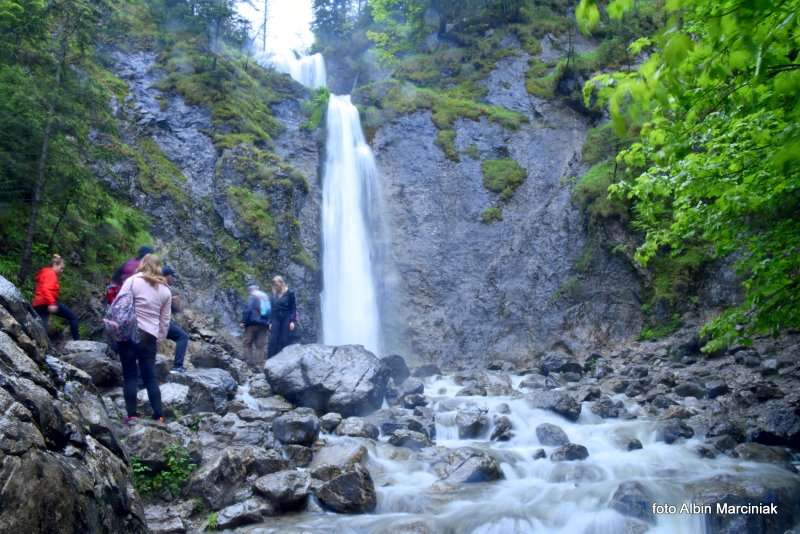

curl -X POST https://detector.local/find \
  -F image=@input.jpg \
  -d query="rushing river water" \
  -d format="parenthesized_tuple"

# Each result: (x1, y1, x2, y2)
(242, 375, 798, 534)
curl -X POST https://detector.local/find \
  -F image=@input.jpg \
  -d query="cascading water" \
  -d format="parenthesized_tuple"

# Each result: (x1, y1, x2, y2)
(271, 50, 327, 89)
(320, 95, 383, 354)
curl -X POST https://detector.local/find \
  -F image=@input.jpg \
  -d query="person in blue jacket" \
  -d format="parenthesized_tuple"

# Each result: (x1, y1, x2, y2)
(241, 284, 270, 368)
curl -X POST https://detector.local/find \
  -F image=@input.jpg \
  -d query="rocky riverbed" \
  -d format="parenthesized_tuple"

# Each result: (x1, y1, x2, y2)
(1, 274, 799, 533)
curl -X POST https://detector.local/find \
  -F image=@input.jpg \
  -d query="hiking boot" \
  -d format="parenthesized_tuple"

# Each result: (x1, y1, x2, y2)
(153, 416, 166, 425)
(170, 366, 187, 374)
(124, 416, 139, 425)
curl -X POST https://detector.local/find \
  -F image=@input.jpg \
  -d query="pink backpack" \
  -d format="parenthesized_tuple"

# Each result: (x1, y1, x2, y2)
(103, 281, 140, 343)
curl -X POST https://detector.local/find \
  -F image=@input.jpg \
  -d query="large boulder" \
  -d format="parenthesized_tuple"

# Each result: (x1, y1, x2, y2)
(168, 368, 237, 414)
(656, 420, 695, 444)
(253, 470, 311, 510)
(536, 423, 569, 446)
(61, 341, 122, 388)
(388, 429, 432, 450)
(137, 382, 190, 418)
(432, 447, 504, 484)
(315, 464, 377, 513)
(456, 407, 490, 439)
(121, 424, 183, 471)
(265, 344, 390, 417)
(490, 416, 514, 442)
(185, 446, 288, 510)
(309, 439, 368, 480)
(527, 390, 582, 421)
(214, 497, 273, 530)
(272, 408, 320, 446)
(540, 351, 583, 376)
(609, 481, 656, 524)
(381, 354, 410, 385)
(747, 399, 800, 449)
(550, 443, 589, 462)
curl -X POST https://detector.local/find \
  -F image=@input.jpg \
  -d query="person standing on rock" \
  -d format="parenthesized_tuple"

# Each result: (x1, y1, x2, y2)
(267, 275, 297, 358)
(163, 265, 189, 374)
(117, 254, 171, 424)
(241, 284, 270, 368)
(32, 254, 80, 340)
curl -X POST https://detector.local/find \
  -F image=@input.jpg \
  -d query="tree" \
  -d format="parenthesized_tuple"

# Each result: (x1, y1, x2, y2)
(578, 0, 800, 350)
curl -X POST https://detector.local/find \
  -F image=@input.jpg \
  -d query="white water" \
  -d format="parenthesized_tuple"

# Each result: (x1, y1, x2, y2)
(320, 94, 383, 354)
(249, 377, 799, 534)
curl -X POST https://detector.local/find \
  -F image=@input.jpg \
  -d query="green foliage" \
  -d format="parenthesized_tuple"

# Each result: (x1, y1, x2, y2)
(206, 512, 219, 531)
(226, 187, 277, 246)
(583, 0, 800, 349)
(131, 445, 196, 499)
(572, 160, 628, 221)
(302, 87, 331, 130)
(480, 207, 503, 223)
(482, 158, 527, 200)
(639, 314, 682, 341)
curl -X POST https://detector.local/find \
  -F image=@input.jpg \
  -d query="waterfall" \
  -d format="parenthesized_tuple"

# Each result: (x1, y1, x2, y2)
(320, 95, 383, 354)
(248, 2, 384, 354)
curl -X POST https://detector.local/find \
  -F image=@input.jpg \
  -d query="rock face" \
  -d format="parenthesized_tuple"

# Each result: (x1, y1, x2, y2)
(0, 275, 147, 533)
(265, 344, 390, 416)
(101, 50, 320, 339)
(61, 341, 122, 388)
(368, 47, 642, 366)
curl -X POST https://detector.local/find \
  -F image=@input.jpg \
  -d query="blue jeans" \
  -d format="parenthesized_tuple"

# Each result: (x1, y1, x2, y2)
(35, 303, 79, 340)
(118, 331, 161, 418)
(167, 322, 189, 368)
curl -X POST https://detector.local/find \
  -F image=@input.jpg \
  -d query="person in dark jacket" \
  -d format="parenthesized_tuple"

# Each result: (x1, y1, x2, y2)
(32, 254, 79, 340)
(163, 266, 189, 373)
(111, 246, 154, 287)
(268, 275, 297, 358)
(241, 284, 270, 367)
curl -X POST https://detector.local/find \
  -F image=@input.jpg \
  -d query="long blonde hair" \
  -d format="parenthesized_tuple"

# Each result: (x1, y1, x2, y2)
(136, 254, 166, 287)
(272, 275, 288, 296)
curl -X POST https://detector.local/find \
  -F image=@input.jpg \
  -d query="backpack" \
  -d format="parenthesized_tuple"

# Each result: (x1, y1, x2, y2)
(105, 283, 120, 305)
(259, 297, 271, 319)
(103, 281, 140, 343)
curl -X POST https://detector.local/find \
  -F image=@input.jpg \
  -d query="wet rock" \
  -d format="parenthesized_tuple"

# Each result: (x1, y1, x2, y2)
(265, 344, 390, 417)
(61, 341, 121, 388)
(273, 408, 320, 446)
(320, 412, 343, 433)
(650, 394, 678, 409)
(626, 438, 643, 451)
(144, 505, 187, 534)
(381, 354, 410, 385)
(540, 352, 583, 376)
(527, 390, 581, 421)
(215, 497, 273, 529)
(453, 371, 514, 396)
(490, 415, 514, 441)
(310, 439, 368, 479)
(456, 383, 487, 396)
(708, 435, 739, 453)
(190, 348, 245, 382)
(689, 474, 800, 533)
(695, 444, 718, 459)
(456, 407, 490, 439)
(495, 403, 511, 414)
(371, 408, 436, 440)
(248, 376, 272, 397)
(591, 396, 623, 418)
(661, 405, 695, 420)
(412, 364, 441, 378)
(283, 444, 313, 468)
(656, 420, 695, 444)
(610, 481, 656, 524)
(400, 377, 425, 396)
(532, 448, 547, 460)
(733, 443, 794, 468)
(519, 372, 560, 390)
(674, 382, 706, 398)
(253, 470, 311, 509)
(536, 422, 569, 446)
(750, 381, 784, 401)
(561, 371, 582, 383)
(403, 393, 428, 409)
(168, 368, 237, 414)
(575, 385, 602, 402)
(389, 429, 433, 450)
(336, 417, 380, 440)
(433, 447, 503, 483)
(316, 464, 377, 513)
(550, 443, 589, 462)
(121, 424, 183, 471)
(185, 446, 288, 510)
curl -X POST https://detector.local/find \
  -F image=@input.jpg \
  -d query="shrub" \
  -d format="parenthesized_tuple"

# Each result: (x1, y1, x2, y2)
(482, 159, 527, 199)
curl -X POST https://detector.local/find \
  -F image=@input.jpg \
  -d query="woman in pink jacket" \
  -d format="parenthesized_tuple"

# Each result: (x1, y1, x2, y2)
(117, 254, 172, 423)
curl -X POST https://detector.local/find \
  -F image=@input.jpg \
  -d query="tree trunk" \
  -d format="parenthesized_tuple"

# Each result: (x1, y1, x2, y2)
(17, 26, 67, 286)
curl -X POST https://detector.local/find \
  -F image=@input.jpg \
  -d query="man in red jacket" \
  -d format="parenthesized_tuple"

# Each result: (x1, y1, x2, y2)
(32, 254, 80, 340)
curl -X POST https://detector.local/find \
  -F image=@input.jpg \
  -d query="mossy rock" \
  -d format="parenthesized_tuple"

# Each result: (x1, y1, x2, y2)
(482, 159, 527, 200)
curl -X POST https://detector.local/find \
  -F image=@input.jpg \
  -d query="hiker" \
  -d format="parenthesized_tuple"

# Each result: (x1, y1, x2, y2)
(116, 254, 171, 424)
(32, 254, 80, 340)
(267, 275, 297, 358)
(164, 265, 189, 373)
(241, 284, 270, 368)
(108, 245, 154, 302)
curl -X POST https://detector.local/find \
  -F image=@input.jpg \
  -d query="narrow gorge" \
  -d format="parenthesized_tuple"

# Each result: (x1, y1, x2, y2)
(0, 1, 798, 534)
